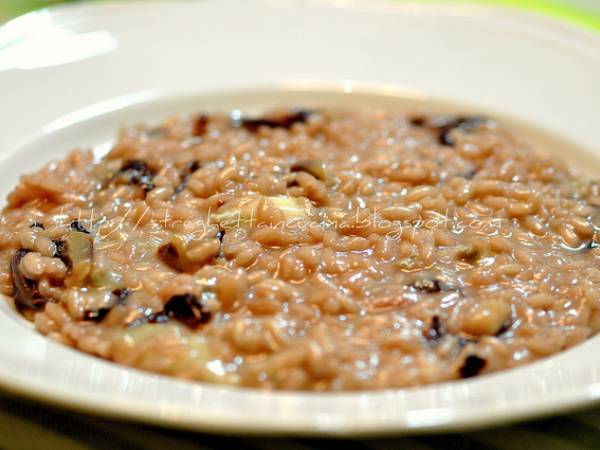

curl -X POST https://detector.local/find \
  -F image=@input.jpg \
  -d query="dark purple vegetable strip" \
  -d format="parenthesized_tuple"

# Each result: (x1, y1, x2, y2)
(111, 160, 156, 192)
(231, 109, 313, 132)
(128, 292, 211, 328)
(70, 220, 90, 234)
(424, 315, 444, 342)
(82, 288, 131, 323)
(11, 249, 46, 312)
(192, 115, 209, 137)
(459, 354, 487, 378)
(173, 160, 201, 195)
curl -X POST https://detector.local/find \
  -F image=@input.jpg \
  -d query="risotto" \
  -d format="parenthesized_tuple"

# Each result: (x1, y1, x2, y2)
(1, 107, 600, 390)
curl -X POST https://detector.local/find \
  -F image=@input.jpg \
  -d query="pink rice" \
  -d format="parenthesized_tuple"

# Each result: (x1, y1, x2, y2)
(1, 108, 599, 390)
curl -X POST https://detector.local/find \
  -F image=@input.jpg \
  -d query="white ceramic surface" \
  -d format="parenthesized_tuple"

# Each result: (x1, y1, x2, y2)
(1, 0, 600, 436)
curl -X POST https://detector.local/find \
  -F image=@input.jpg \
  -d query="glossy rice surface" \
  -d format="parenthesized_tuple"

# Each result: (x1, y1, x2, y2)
(1, 108, 600, 390)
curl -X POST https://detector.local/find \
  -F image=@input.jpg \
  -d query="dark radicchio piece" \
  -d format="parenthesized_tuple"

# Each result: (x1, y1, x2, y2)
(423, 315, 444, 343)
(70, 219, 90, 234)
(459, 354, 487, 378)
(192, 114, 209, 137)
(587, 239, 600, 251)
(129, 293, 212, 329)
(173, 160, 202, 195)
(408, 271, 456, 294)
(231, 109, 313, 132)
(438, 116, 490, 146)
(82, 288, 131, 323)
(157, 236, 191, 273)
(156, 293, 212, 328)
(110, 160, 156, 193)
(411, 115, 491, 147)
(11, 249, 47, 315)
(82, 307, 109, 322)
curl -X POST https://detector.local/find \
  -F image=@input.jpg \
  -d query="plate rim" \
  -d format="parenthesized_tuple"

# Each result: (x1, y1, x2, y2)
(2, 0, 600, 436)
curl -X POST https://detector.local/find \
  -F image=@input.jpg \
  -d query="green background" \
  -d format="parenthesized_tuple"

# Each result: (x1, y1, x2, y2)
(2, 0, 600, 32)
(0, 0, 78, 20)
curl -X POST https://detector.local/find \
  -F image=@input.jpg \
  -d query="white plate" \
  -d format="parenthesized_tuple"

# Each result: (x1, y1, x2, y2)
(1, 0, 600, 437)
